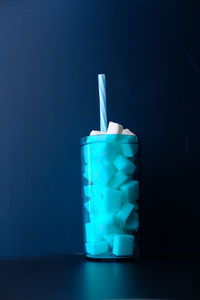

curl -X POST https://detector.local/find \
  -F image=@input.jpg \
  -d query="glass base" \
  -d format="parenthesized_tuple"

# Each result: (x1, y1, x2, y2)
(84, 252, 140, 262)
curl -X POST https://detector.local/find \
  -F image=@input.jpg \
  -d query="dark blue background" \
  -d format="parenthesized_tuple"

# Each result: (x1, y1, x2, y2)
(0, 0, 199, 257)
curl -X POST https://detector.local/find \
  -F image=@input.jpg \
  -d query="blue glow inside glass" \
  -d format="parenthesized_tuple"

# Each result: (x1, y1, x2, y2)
(80, 134, 140, 260)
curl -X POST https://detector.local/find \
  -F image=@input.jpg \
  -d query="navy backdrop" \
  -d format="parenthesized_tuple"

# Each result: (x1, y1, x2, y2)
(0, 0, 200, 257)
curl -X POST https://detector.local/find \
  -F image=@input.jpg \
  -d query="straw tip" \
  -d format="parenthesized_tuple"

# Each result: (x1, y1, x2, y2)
(98, 73, 105, 77)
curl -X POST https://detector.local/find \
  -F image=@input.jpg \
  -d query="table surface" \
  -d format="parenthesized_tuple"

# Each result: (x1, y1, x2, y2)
(0, 254, 199, 300)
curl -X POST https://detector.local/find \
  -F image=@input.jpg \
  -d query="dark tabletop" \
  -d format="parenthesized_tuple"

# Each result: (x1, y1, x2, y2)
(0, 254, 199, 300)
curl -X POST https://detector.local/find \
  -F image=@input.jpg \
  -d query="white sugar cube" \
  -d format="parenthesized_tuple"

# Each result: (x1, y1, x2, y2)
(108, 171, 129, 189)
(103, 229, 124, 247)
(113, 155, 136, 175)
(103, 234, 114, 247)
(96, 214, 117, 235)
(90, 130, 104, 136)
(107, 122, 123, 134)
(121, 143, 138, 157)
(113, 234, 135, 256)
(122, 129, 135, 135)
(120, 180, 139, 203)
(116, 202, 135, 227)
(85, 223, 103, 242)
(101, 187, 123, 215)
(92, 161, 117, 186)
(85, 241, 109, 255)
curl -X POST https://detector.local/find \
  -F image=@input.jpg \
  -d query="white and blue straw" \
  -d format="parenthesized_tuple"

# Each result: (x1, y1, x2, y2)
(98, 74, 107, 132)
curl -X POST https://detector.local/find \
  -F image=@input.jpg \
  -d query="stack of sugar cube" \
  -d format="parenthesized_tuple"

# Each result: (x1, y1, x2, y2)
(83, 122, 139, 257)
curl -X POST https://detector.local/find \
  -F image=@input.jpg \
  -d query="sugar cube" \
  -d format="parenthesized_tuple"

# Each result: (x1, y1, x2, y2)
(116, 202, 135, 227)
(90, 130, 104, 136)
(108, 171, 129, 189)
(84, 200, 96, 218)
(113, 234, 135, 256)
(122, 129, 135, 135)
(96, 214, 118, 235)
(85, 241, 109, 255)
(92, 161, 117, 186)
(113, 155, 136, 175)
(103, 227, 124, 247)
(121, 143, 139, 158)
(107, 122, 123, 134)
(82, 185, 102, 211)
(103, 234, 114, 247)
(85, 223, 103, 242)
(90, 142, 119, 163)
(89, 142, 106, 162)
(103, 142, 120, 162)
(83, 198, 99, 221)
(101, 187, 123, 215)
(120, 180, 139, 203)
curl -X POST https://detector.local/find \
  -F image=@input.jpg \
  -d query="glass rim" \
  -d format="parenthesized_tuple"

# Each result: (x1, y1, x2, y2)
(80, 134, 139, 146)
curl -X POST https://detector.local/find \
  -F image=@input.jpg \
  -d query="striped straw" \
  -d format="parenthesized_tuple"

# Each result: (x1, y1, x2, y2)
(98, 74, 107, 132)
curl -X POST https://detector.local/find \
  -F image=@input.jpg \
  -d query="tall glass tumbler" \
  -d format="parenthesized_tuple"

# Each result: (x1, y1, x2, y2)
(80, 134, 140, 261)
